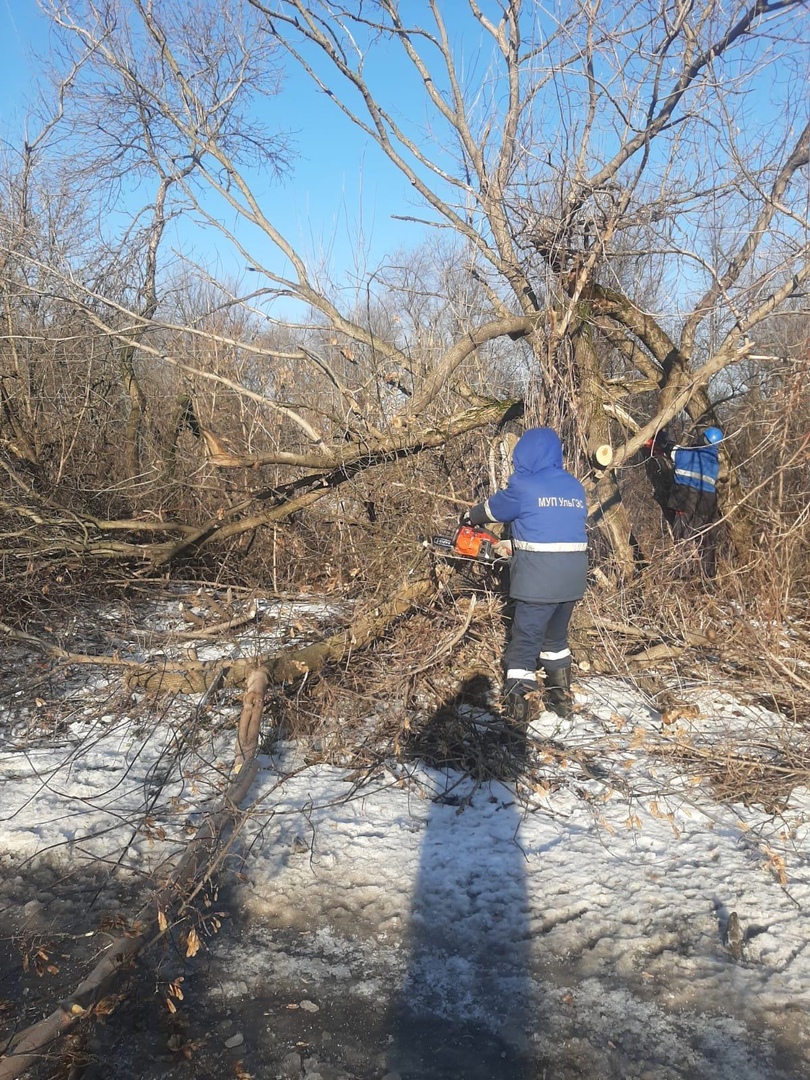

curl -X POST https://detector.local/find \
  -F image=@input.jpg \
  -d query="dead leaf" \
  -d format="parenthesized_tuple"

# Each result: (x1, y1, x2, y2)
(662, 704, 700, 725)
(185, 927, 201, 958)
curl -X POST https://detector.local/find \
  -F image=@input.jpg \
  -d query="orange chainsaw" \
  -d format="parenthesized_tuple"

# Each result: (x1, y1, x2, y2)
(421, 524, 501, 565)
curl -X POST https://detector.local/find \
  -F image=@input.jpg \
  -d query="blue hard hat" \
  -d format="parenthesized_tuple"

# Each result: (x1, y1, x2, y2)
(703, 426, 723, 445)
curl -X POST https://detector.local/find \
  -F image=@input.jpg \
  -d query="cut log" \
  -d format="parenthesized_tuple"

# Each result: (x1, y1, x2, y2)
(592, 443, 614, 468)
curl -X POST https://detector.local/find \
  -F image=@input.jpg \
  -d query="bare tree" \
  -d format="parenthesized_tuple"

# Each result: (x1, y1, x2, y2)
(246, 0, 808, 564)
(1, 0, 808, 583)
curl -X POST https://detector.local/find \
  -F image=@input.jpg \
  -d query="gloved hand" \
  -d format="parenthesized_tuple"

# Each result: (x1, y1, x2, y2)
(654, 428, 676, 455)
(459, 509, 471, 525)
(646, 429, 675, 457)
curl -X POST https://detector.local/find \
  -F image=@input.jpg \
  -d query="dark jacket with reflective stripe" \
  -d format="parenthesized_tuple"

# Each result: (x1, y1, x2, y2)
(468, 428, 588, 602)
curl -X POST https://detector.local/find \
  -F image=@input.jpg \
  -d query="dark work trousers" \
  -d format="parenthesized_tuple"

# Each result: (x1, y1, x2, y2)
(668, 485, 719, 578)
(672, 509, 719, 579)
(503, 600, 576, 679)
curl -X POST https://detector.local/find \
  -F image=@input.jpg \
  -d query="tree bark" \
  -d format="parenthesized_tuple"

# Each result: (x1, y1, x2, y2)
(570, 318, 638, 577)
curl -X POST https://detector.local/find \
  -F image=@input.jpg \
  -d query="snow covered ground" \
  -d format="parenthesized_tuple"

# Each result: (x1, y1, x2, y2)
(1, 594, 809, 1078)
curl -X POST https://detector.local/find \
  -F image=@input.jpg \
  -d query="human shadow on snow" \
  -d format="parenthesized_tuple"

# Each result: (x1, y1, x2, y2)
(385, 675, 535, 1079)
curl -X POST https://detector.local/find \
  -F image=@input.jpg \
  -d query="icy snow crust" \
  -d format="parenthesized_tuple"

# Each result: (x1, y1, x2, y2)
(1, 596, 809, 1078)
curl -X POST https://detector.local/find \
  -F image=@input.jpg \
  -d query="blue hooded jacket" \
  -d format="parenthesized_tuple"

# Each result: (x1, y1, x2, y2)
(469, 428, 588, 602)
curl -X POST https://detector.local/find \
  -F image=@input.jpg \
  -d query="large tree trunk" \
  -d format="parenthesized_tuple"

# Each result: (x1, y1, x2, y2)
(570, 320, 638, 578)
(128, 567, 437, 693)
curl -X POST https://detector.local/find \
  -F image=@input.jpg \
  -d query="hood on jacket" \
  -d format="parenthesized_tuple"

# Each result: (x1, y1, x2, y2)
(512, 427, 563, 473)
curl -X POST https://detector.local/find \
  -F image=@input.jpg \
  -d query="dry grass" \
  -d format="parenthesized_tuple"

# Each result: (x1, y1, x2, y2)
(654, 738, 810, 813)
(282, 547, 810, 811)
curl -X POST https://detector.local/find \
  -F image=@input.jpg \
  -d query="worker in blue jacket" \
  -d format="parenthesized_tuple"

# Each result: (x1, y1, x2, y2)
(645, 425, 723, 575)
(464, 427, 588, 723)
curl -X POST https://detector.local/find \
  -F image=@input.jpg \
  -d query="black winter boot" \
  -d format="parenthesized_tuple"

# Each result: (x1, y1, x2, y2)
(503, 678, 538, 726)
(542, 665, 573, 719)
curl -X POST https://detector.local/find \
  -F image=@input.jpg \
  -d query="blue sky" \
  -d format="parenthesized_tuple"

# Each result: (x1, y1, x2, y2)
(2, 1, 805, 323)
(1, 1, 48, 129)
(0, 1, 438, 301)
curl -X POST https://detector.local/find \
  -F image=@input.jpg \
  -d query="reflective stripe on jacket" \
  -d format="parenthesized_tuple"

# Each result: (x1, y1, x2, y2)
(672, 445, 719, 493)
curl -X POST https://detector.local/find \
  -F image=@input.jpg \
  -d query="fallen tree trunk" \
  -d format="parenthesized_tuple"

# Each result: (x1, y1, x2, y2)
(1, 398, 519, 573)
(572, 621, 719, 674)
(0, 668, 270, 1080)
(127, 568, 437, 693)
(1, 567, 438, 694)
(625, 629, 718, 665)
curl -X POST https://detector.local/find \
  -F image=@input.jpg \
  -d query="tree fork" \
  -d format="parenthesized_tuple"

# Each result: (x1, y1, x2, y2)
(579, 285, 752, 557)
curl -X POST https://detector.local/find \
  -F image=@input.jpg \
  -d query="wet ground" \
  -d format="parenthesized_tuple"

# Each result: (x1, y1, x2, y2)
(2, 594, 809, 1079)
(1, 860, 808, 1080)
